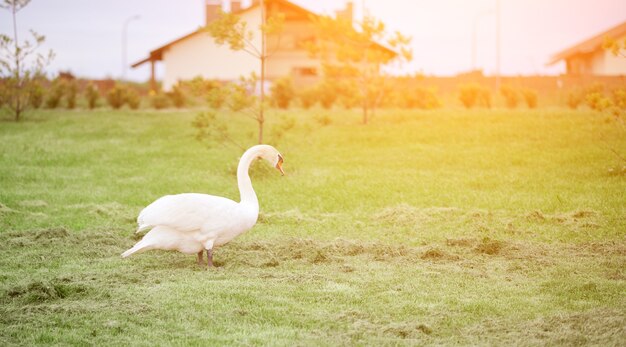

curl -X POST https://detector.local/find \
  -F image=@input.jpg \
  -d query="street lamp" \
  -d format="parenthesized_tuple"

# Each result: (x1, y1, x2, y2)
(122, 15, 140, 81)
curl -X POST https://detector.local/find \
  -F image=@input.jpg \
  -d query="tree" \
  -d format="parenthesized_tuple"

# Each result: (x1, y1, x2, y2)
(204, 0, 284, 144)
(307, 15, 412, 124)
(603, 36, 626, 58)
(0, 0, 54, 121)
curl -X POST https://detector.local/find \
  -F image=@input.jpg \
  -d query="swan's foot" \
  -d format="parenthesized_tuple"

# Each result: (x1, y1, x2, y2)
(197, 250, 204, 267)
(206, 249, 214, 269)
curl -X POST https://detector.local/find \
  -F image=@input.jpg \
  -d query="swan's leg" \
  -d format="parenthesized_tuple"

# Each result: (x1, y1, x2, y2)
(203, 240, 215, 269)
(206, 248, 214, 268)
(197, 250, 204, 266)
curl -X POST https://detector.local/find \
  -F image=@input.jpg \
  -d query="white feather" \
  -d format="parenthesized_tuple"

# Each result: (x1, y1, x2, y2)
(122, 145, 283, 261)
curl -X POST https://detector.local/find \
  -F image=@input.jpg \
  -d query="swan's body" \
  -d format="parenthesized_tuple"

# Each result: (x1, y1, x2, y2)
(121, 145, 284, 267)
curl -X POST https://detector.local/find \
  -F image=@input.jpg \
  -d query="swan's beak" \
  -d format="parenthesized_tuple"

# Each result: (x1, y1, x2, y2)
(276, 155, 285, 176)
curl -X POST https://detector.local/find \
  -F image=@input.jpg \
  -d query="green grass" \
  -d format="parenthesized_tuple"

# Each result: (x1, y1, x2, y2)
(0, 107, 625, 346)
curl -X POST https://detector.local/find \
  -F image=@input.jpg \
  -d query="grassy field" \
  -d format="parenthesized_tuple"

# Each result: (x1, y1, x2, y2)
(0, 107, 624, 346)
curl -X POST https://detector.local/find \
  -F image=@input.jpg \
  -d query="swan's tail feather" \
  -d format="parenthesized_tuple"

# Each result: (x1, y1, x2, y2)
(121, 241, 150, 258)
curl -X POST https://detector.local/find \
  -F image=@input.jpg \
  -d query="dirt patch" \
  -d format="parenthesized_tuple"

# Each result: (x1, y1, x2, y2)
(474, 238, 506, 255)
(569, 210, 597, 219)
(524, 209, 601, 228)
(421, 247, 460, 261)
(384, 322, 433, 338)
(526, 210, 546, 221)
(34, 227, 70, 240)
(5, 278, 88, 303)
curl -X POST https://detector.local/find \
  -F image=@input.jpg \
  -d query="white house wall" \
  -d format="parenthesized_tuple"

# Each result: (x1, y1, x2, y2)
(161, 9, 262, 91)
(600, 34, 626, 75)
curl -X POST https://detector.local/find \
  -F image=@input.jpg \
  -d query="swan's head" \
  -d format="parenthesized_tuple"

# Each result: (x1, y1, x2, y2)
(254, 145, 285, 176)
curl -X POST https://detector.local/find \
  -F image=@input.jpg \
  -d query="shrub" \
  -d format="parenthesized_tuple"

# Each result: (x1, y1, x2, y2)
(125, 89, 141, 110)
(106, 86, 126, 109)
(66, 80, 78, 109)
(167, 84, 186, 108)
(206, 87, 225, 109)
(317, 83, 337, 109)
(500, 85, 519, 109)
(85, 83, 99, 109)
(29, 81, 44, 109)
(270, 77, 295, 109)
(521, 88, 538, 108)
(336, 81, 360, 109)
(611, 88, 626, 111)
(151, 93, 169, 109)
(458, 83, 490, 109)
(585, 92, 612, 112)
(184, 77, 221, 98)
(45, 80, 66, 109)
(566, 90, 583, 109)
(413, 87, 442, 109)
(477, 87, 491, 108)
(299, 87, 317, 109)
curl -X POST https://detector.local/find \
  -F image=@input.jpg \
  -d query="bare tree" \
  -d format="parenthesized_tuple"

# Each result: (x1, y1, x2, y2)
(307, 15, 412, 125)
(0, 0, 54, 121)
(204, 0, 284, 144)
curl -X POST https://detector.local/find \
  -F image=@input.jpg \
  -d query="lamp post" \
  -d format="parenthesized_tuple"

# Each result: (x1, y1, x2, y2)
(472, 9, 494, 71)
(122, 15, 140, 81)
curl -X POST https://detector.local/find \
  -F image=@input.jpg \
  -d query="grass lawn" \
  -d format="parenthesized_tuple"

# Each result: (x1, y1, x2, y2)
(0, 107, 624, 345)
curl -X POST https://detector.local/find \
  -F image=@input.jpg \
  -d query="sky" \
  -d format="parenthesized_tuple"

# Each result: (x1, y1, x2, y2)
(1, 0, 625, 81)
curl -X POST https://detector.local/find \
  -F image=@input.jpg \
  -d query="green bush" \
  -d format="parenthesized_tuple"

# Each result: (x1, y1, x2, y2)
(29, 81, 44, 109)
(337, 82, 360, 109)
(270, 77, 295, 109)
(125, 89, 141, 110)
(585, 92, 612, 112)
(85, 83, 99, 110)
(521, 88, 538, 109)
(317, 83, 337, 110)
(611, 88, 626, 111)
(500, 85, 519, 109)
(458, 83, 491, 109)
(151, 93, 169, 109)
(206, 87, 225, 109)
(167, 85, 186, 108)
(66, 80, 78, 109)
(566, 90, 583, 109)
(298, 87, 317, 109)
(184, 77, 221, 98)
(106, 86, 126, 109)
(45, 80, 66, 109)
(399, 87, 442, 109)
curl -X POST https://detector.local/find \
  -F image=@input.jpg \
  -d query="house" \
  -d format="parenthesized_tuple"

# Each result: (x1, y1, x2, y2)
(548, 21, 626, 76)
(132, 0, 362, 91)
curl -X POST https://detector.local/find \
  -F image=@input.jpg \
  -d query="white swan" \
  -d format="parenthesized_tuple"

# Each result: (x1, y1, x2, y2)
(121, 145, 284, 268)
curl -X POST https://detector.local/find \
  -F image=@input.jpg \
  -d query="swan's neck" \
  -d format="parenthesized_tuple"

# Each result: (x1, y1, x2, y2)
(237, 148, 259, 209)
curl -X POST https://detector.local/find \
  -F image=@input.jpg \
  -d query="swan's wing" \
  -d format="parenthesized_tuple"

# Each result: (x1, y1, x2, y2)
(137, 193, 238, 233)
